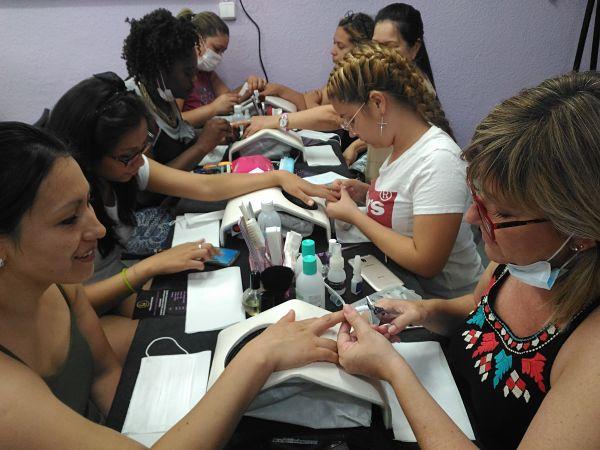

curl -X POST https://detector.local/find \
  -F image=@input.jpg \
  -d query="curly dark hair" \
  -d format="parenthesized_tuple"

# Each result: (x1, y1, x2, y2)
(122, 8, 198, 83)
(338, 11, 374, 45)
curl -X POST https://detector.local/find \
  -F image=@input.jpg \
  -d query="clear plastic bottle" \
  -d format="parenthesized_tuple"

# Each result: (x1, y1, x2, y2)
(233, 104, 244, 137)
(295, 255, 325, 308)
(350, 254, 364, 295)
(242, 270, 262, 316)
(326, 243, 346, 296)
(322, 238, 337, 277)
(257, 201, 281, 236)
(295, 239, 323, 277)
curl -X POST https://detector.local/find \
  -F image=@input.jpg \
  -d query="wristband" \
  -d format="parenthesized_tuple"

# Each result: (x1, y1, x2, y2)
(120, 268, 136, 294)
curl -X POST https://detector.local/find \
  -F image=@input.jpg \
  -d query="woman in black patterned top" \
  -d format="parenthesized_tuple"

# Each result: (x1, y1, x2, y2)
(334, 71, 600, 449)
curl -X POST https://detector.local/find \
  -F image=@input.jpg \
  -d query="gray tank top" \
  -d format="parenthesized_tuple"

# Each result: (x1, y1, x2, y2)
(0, 285, 95, 416)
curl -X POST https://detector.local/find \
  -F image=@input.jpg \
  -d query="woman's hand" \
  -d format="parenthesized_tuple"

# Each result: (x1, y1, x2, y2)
(374, 299, 428, 337)
(342, 139, 367, 166)
(142, 240, 220, 276)
(277, 171, 339, 205)
(246, 75, 267, 93)
(247, 310, 345, 372)
(212, 92, 241, 115)
(241, 115, 279, 138)
(330, 179, 369, 204)
(197, 118, 234, 150)
(337, 304, 404, 382)
(325, 187, 361, 222)
(259, 82, 283, 98)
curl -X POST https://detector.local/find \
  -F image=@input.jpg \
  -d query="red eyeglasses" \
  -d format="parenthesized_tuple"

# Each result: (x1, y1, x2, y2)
(468, 179, 548, 241)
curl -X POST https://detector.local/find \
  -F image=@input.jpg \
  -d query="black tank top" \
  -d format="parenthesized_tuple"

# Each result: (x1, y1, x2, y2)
(0, 285, 95, 416)
(448, 265, 599, 449)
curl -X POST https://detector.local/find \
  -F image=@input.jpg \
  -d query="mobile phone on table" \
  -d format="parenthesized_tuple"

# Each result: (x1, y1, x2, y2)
(348, 254, 404, 291)
(205, 248, 240, 267)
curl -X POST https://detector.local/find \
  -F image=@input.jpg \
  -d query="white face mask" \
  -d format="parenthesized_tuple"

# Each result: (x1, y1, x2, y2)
(197, 47, 222, 72)
(156, 71, 175, 103)
(507, 234, 578, 290)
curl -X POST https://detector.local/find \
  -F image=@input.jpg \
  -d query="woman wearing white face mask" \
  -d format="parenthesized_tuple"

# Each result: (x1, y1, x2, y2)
(176, 9, 267, 127)
(335, 71, 600, 449)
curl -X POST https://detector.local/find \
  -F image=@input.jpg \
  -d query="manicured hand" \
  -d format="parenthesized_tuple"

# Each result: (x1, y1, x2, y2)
(212, 92, 241, 115)
(242, 115, 279, 138)
(278, 171, 338, 205)
(197, 118, 234, 149)
(325, 187, 360, 222)
(337, 304, 403, 381)
(249, 310, 345, 372)
(147, 240, 219, 275)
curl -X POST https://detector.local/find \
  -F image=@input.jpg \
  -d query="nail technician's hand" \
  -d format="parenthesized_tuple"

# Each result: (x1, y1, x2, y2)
(337, 304, 403, 382)
(249, 310, 345, 372)
(246, 75, 267, 92)
(212, 92, 241, 115)
(374, 299, 428, 337)
(325, 187, 360, 222)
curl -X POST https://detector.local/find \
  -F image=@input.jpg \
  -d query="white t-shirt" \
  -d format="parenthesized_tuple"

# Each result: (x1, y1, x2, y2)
(365, 126, 483, 298)
(88, 156, 151, 283)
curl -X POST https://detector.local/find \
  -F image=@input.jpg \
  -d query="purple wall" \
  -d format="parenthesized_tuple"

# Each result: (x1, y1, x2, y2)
(0, 0, 590, 146)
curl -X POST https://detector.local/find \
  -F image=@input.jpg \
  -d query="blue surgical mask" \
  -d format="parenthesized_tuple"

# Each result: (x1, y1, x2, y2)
(507, 235, 577, 290)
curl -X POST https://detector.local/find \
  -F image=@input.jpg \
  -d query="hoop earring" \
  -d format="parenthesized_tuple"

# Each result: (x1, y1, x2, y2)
(0, 257, 4, 269)
(379, 116, 387, 136)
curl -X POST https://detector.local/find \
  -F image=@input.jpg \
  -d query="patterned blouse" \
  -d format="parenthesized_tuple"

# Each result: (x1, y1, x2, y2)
(448, 264, 598, 449)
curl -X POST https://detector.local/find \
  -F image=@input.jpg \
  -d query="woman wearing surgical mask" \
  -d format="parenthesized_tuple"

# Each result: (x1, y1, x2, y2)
(334, 71, 600, 450)
(176, 9, 267, 127)
(0, 122, 344, 448)
(122, 8, 232, 171)
(326, 42, 483, 299)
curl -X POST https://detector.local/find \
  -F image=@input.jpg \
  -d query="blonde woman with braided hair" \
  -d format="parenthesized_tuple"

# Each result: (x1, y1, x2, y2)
(335, 71, 600, 449)
(327, 42, 482, 298)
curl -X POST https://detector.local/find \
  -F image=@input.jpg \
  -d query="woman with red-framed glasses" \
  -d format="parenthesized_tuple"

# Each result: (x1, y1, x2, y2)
(335, 71, 600, 450)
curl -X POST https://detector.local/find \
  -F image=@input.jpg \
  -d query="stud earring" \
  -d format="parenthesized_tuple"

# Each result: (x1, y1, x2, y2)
(570, 244, 584, 252)
(0, 257, 4, 269)
(379, 116, 387, 136)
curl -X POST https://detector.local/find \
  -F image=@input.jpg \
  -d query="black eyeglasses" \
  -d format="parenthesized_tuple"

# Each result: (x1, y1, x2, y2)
(109, 130, 158, 167)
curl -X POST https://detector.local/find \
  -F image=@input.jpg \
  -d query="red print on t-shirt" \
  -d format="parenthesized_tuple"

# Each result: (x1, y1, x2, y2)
(366, 183, 397, 228)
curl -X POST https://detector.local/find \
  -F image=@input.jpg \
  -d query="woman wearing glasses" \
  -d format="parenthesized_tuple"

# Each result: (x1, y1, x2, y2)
(46, 73, 335, 362)
(326, 42, 483, 298)
(335, 71, 600, 449)
(0, 122, 344, 447)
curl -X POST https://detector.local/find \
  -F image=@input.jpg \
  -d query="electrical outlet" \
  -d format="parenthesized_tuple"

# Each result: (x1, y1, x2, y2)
(219, 1, 236, 21)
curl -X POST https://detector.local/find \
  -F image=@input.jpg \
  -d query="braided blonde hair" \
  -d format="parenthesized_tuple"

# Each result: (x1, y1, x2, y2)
(464, 71, 600, 326)
(326, 41, 454, 140)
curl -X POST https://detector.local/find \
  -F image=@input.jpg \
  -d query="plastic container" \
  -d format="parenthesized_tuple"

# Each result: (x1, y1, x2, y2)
(242, 270, 262, 316)
(350, 254, 364, 295)
(326, 243, 346, 296)
(295, 255, 325, 308)
(295, 239, 323, 277)
(257, 201, 282, 236)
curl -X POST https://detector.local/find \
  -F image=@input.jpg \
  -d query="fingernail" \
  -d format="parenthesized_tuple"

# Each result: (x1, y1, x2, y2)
(388, 325, 397, 334)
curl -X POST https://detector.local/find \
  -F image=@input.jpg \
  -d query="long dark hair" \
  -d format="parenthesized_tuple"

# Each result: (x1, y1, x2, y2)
(45, 73, 149, 257)
(375, 3, 436, 89)
(0, 122, 70, 238)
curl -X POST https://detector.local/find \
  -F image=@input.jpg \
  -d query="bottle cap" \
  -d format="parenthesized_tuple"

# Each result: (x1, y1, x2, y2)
(302, 254, 317, 276)
(250, 270, 261, 289)
(328, 238, 337, 253)
(261, 200, 274, 212)
(301, 239, 316, 257)
(233, 104, 242, 114)
(330, 243, 344, 269)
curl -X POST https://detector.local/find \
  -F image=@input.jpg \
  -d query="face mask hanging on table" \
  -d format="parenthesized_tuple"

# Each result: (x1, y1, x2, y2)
(507, 235, 577, 290)
(121, 337, 211, 446)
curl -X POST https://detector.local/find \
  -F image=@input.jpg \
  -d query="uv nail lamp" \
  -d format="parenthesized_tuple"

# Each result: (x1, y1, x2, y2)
(207, 299, 391, 426)
(219, 187, 331, 245)
(228, 129, 304, 162)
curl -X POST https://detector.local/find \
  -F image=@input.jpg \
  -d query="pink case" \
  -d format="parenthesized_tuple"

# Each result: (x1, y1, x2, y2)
(231, 155, 274, 174)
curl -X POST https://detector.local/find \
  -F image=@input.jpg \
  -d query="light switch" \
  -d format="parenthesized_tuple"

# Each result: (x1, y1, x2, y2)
(219, 1, 236, 21)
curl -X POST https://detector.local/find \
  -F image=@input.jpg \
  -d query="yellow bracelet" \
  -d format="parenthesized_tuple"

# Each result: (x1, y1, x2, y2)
(120, 268, 136, 294)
